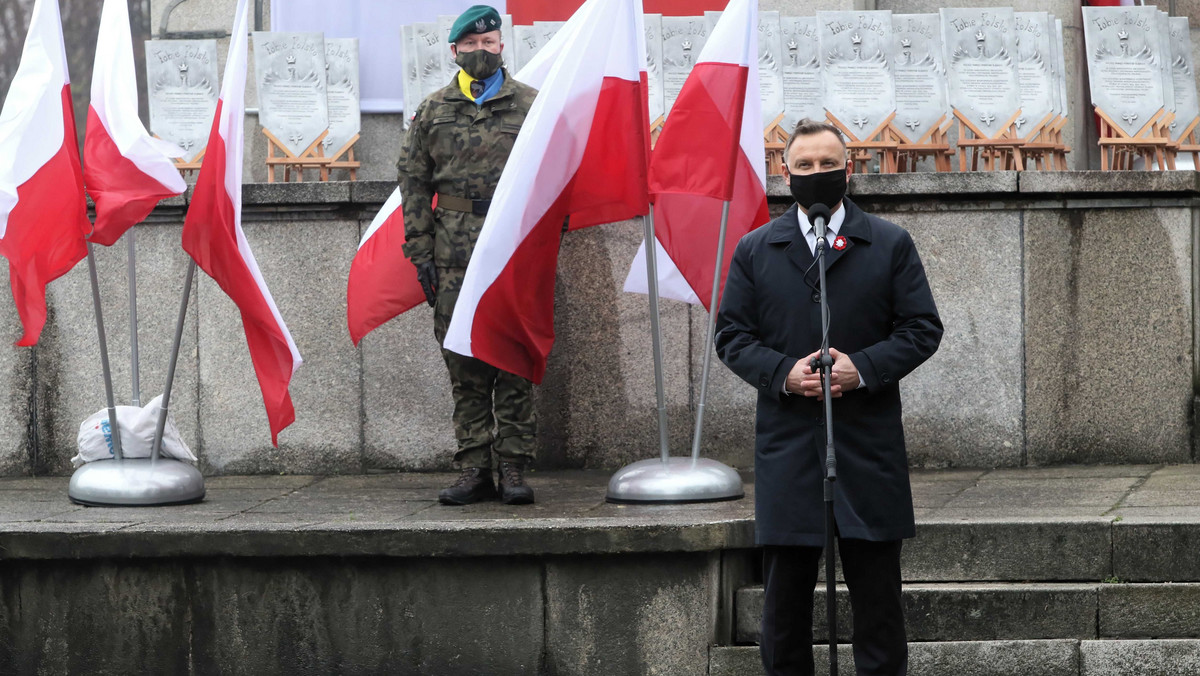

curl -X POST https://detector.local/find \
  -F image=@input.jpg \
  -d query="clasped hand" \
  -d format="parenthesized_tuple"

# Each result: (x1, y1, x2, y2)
(786, 348, 858, 401)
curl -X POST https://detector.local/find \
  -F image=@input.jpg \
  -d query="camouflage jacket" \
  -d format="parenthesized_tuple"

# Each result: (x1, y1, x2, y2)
(396, 68, 538, 267)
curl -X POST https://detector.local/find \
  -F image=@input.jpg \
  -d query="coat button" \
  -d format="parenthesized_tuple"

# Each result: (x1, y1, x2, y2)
(882, 373, 892, 384)
(759, 375, 769, 387)
(811, 292, 820, 303)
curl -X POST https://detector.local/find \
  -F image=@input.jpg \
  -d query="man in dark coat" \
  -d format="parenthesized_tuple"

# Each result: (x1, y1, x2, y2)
(715, 119, 942, 676)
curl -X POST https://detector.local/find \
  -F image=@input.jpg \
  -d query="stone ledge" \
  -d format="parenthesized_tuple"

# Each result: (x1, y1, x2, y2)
(1018, 170, 1200, 195)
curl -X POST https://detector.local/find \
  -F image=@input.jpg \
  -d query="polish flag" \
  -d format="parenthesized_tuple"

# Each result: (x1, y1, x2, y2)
(623, 0, 770, 311)
(182, 0, 301, 446)
(346, 188, 425, 345)
(84, 0, 187, 246)
(0, 0, 91, 346)
(443, 0, 651, 384)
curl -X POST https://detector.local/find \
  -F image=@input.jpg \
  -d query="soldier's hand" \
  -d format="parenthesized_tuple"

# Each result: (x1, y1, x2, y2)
(416, 261, 438, 307)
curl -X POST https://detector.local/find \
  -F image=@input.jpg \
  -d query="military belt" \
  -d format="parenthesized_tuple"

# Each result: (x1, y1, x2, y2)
(437, 194, 491, 216)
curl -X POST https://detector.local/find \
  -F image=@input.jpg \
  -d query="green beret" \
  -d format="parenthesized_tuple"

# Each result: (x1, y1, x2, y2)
(448, 5, 503, 43)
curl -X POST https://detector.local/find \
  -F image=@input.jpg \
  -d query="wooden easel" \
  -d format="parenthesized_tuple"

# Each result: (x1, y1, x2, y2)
(649, 115, 665, 149)
(763, 113, 789, 176)
(893, 115, 954, 173)
(172, 147, 205, 178)
(1171, 116, 1200, 169)
(954, 109, 1026, 171)
(827, 111, 901, 174)
(1095, 108, 1171, 171)
(264, 128, 331, 182)
(322, 134, 362, 181)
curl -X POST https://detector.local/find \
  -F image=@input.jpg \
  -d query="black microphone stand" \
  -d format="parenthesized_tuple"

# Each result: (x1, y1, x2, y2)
(808, 204, 839, 675)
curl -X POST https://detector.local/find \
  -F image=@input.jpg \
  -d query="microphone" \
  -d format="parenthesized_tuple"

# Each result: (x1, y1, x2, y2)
(807, 203, 832, 243)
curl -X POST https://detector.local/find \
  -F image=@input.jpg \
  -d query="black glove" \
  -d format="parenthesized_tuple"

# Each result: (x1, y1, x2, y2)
(415, 261, 438, 308)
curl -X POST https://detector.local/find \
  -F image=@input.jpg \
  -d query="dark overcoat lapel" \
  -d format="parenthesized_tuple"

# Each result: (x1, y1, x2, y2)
(715, 198, 942, 546)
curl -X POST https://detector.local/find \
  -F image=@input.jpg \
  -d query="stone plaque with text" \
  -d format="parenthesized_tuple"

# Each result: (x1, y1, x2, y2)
(1169, 17, 1199, 141)
(941, 8, 1022, 138)
(816, 10, 896, 140)
(413, 22, 447, 101)
(891, 14, 948, 142)
(324, 38, 359, 155)
(145, 39, 219, 163)
(662, 16, 710, 115)
(400, 25, 420, 119)
(645, 14, 666, 125)
(1158, 11, 1175, 117)
(513, 25, 540, 75)
(437, 16, 459, 78)
(759, 11, 785, 131)
(1014, 12, 1058, 136)
(1055, 19, 1068, 117)
(1082, 6, 1166, 137)
(252, 32, 329, 156)
(780, 17, 823, 132)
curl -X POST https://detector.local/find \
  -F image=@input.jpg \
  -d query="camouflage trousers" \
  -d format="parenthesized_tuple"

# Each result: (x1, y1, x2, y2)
(433, 267, 536, 469)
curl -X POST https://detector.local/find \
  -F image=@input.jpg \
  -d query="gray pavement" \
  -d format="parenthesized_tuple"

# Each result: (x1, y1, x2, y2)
(0, 464, 1197, 560)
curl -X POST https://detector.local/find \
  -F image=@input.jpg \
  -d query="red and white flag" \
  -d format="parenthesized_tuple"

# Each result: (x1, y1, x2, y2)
(443, 0, 651, 384)
(182, 0, 301, 446)
(623, 0, 770, 311)
(346, 188, 425, 345)
(84, 0, 187, 247)
(0, 0, 91, 346)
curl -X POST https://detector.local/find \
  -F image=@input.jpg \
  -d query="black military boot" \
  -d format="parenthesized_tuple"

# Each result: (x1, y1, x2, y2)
(497, 461, 535, 505)
(438, 467, 497, 505)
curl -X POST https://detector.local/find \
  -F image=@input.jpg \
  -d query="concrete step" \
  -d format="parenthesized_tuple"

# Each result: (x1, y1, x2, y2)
(735, 582, 1200, 644)
(709, 640, 1200, 676)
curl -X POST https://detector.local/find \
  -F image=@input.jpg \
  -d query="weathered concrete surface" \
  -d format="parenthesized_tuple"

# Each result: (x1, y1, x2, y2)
(710, 640, 1082, 676)
(737, 583, 1099, 644)
(1100, 584, 1200, 639)
(1080, 639, 1200, 676)
(1023, 206, 1193, 465)
(545, 553, 718, 676)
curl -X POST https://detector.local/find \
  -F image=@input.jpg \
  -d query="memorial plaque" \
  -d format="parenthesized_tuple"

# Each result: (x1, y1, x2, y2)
(252, 32, 329, 157)
(437, 16, 459, 77)
(145, 39, 219, 163)
(1169, 17, 1200, 141)
(940, 8, 1022, 139)
(323, 38, 359, 156)
(413, 22, 447, 101)
(662, 16, 710, 114)
(891, 14, 949, 142)
(645, 14, 666, 125)
(780, 17, 823, 132)
(1014, 12, 1057, 136)
(1055, 18, 1068, 118)
(400, 25, 421, 120)
(534, 21, 566, 49)
(816, 10, 896, 141)
(1158, 11, 1176, 117)
(759, 11, 786, 131)
(1081, 6, 1166, 138)
(513, 25, 540, 75)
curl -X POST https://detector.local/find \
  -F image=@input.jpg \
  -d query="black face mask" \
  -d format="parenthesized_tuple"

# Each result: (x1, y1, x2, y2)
(787, 166, 847, 211)
(455, 48, 502, 80)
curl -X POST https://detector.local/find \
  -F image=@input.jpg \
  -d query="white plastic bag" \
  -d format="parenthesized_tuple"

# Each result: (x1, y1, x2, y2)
(72, 394, 198, 467)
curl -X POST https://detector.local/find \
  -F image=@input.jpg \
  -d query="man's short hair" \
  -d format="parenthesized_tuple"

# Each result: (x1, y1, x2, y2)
(784, 119, 847, 159)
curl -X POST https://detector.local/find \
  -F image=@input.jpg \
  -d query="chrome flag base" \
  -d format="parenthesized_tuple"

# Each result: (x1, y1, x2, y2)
(606, 456, 744, 504)
(68, 458, 205, 507)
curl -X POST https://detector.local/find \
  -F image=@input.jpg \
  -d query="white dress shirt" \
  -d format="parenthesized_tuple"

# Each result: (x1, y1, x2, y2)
(783, 202, 865, 394)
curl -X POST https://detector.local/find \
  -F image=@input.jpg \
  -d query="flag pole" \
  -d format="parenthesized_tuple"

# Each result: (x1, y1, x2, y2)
(151, 259, 196, 463)
(127, 230, 141, 407)
(85, 243, 124, 461)
(641, 204, 671, 462)
(689, 199, 732, 463)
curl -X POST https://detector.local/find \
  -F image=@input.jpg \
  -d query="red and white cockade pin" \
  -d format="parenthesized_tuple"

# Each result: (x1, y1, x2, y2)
(832, 235, 847, 251)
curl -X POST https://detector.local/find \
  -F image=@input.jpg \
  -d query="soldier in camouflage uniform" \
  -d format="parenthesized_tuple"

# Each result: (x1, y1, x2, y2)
(397, 5, 540, 505)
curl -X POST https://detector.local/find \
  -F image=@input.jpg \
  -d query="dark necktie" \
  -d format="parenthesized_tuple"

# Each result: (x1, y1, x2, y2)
(470, 79, 484, 99)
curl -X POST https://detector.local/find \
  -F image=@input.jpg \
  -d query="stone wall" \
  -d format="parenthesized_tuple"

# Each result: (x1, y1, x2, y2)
(0, 172, 1192, 475)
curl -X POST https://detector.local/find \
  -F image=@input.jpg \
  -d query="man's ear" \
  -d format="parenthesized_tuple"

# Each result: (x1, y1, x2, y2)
(450, 44, 458, 58)
(783, 165, 790, 185)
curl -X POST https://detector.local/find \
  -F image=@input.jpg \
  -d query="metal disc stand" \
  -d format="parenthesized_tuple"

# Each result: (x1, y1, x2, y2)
(606, 203, 744, 503)
(68, 233, 205, 506)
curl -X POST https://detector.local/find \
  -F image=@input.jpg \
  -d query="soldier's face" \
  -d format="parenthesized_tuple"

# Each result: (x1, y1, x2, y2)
(783, 131, 850, 178)
(452, 31, 503, 56)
